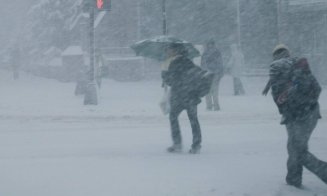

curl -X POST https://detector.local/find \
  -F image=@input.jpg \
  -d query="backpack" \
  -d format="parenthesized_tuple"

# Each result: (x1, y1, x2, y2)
(185, 65, 215, 98)
(272, 58, 319, 114)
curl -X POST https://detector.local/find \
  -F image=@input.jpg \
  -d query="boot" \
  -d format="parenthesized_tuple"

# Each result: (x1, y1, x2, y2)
(167, 144, 182, 153)
(189, 145, 201, 154)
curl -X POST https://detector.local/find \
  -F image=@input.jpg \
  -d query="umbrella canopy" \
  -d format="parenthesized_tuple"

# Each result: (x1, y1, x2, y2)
(131, 36, 200, 61)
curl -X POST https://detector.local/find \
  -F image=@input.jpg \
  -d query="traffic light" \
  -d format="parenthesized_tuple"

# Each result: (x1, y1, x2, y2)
(96, 0, 111, 11)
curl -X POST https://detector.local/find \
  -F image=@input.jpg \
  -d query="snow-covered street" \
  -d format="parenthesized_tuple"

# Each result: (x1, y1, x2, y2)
(0, 70, 326, 196)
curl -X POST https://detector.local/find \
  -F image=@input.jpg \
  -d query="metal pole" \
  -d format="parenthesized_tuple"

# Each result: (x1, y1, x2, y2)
(90, 7, 95, 83)
(162, 0, 168, 92)
(137, 0, 141, 40)
(276, 0, 281, 43)
(236, 0, 241, 47)
(84, 6, 98, 105)
(162, 0, 167, 35)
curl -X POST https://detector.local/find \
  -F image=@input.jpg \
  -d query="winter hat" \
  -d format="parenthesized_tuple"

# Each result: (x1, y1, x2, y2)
(273, 44, 289, 54)
(272, 44, 290, 60)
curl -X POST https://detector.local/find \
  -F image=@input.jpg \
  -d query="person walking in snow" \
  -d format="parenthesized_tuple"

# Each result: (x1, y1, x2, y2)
(95, 48, 104, 88)
(226, 44, 245, 96)
(10, 46, 21, 80)
(201, 40, 224, 111)
(263, 44, 327, 188)
(162, 43, 202, 154)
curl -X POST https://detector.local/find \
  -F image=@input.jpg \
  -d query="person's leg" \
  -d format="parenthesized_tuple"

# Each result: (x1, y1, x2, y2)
(303, 153, 327, 184)
(168, 104, 184, 152)
(286, 121, 305, 187)
(301, 118, 327, 184)
(186, 105, 202, 153)
(205, 94, 213, 110)
(233, 77, 238, 95)
(206, 75, 219, 110)
(212, 75, 221, 111)
(234, 77, 244, 95)
(236, 77, 245, 95)
(286, 117, 323, 187)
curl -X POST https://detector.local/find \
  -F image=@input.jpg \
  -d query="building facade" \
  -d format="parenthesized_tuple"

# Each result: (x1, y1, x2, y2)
(279, 0, 327, 83)
(70, 0, 327, 82)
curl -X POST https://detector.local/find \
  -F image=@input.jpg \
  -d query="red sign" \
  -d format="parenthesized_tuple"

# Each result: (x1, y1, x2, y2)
(97, 0, 104, 9)
(96, 0, 111, 10)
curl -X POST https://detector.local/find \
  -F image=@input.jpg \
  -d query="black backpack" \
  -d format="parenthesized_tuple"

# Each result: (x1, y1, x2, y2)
(185, 65, 215, 98)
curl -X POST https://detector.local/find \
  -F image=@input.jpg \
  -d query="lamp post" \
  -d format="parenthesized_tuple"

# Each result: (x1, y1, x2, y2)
(84, 1, 98, 105)
(162, 0, 167, 35)
(236, 0, 241, 47)
(276, 0, 281, 43)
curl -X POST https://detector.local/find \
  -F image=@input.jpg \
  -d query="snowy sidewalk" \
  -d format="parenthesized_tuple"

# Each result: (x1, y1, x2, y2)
(0, 70, 326, 196)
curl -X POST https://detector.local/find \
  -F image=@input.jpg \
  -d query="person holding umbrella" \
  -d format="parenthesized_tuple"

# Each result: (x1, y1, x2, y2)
(161, 43, 202, 154)
(131, 36, 203, 154)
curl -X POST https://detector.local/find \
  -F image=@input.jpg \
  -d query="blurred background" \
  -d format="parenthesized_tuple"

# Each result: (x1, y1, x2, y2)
(0, 0, 326, 84)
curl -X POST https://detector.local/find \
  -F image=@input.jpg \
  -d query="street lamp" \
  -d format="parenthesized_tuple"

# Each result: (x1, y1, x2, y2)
(84, 1, 98, 105)
(162, 0, 167, 35)
(83, 0, 111, 105)
(236, 0, 241, 46)
(277, 0, 281, 43)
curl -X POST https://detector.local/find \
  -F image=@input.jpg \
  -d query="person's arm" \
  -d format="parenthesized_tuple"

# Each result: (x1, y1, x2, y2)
(161, 70, 173, 86)
(161, 58, 181, 86)
(200, 54, 206, 69)
(262, 79, 271, 96)
(262, 62, 279, 96)
(309, 74, 321, 103)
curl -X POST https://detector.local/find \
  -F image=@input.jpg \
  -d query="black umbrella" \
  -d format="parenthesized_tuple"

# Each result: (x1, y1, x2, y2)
(131, 35, 200, 61)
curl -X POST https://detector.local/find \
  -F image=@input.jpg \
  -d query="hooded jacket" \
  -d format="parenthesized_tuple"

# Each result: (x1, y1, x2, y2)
(267, 55, 321, 123)
(162, 55, 202, 108)
(201, 48, 224, 76)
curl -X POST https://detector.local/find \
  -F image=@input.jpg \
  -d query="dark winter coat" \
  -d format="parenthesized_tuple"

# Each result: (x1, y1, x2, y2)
(162, 56, 202, 109)
(268, 57, 322, 124)
(269, 57, 296, 110)
(201, 48, 224, 77)
(286, 63, 322, 121)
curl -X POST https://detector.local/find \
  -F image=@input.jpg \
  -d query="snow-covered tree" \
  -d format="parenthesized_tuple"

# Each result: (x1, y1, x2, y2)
(22, 0, 76, 59)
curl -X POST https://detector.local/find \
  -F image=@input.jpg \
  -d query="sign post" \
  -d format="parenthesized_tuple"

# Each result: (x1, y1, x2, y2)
(162, 0, 167, 35)
(84, 0, 111, 105)
(84, 3, 98, 105)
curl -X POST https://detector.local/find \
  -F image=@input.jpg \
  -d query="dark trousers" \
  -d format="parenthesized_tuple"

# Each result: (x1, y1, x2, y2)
(13, 68, 19, 80)
(285, 117, 327, 186)
(205, 75, 222, 110)
(169, 104, 201, 148)
(233, 77, 245, 95)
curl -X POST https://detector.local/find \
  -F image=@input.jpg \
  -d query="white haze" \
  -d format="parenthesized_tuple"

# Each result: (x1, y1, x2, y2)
(0, 1, 326, 196)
